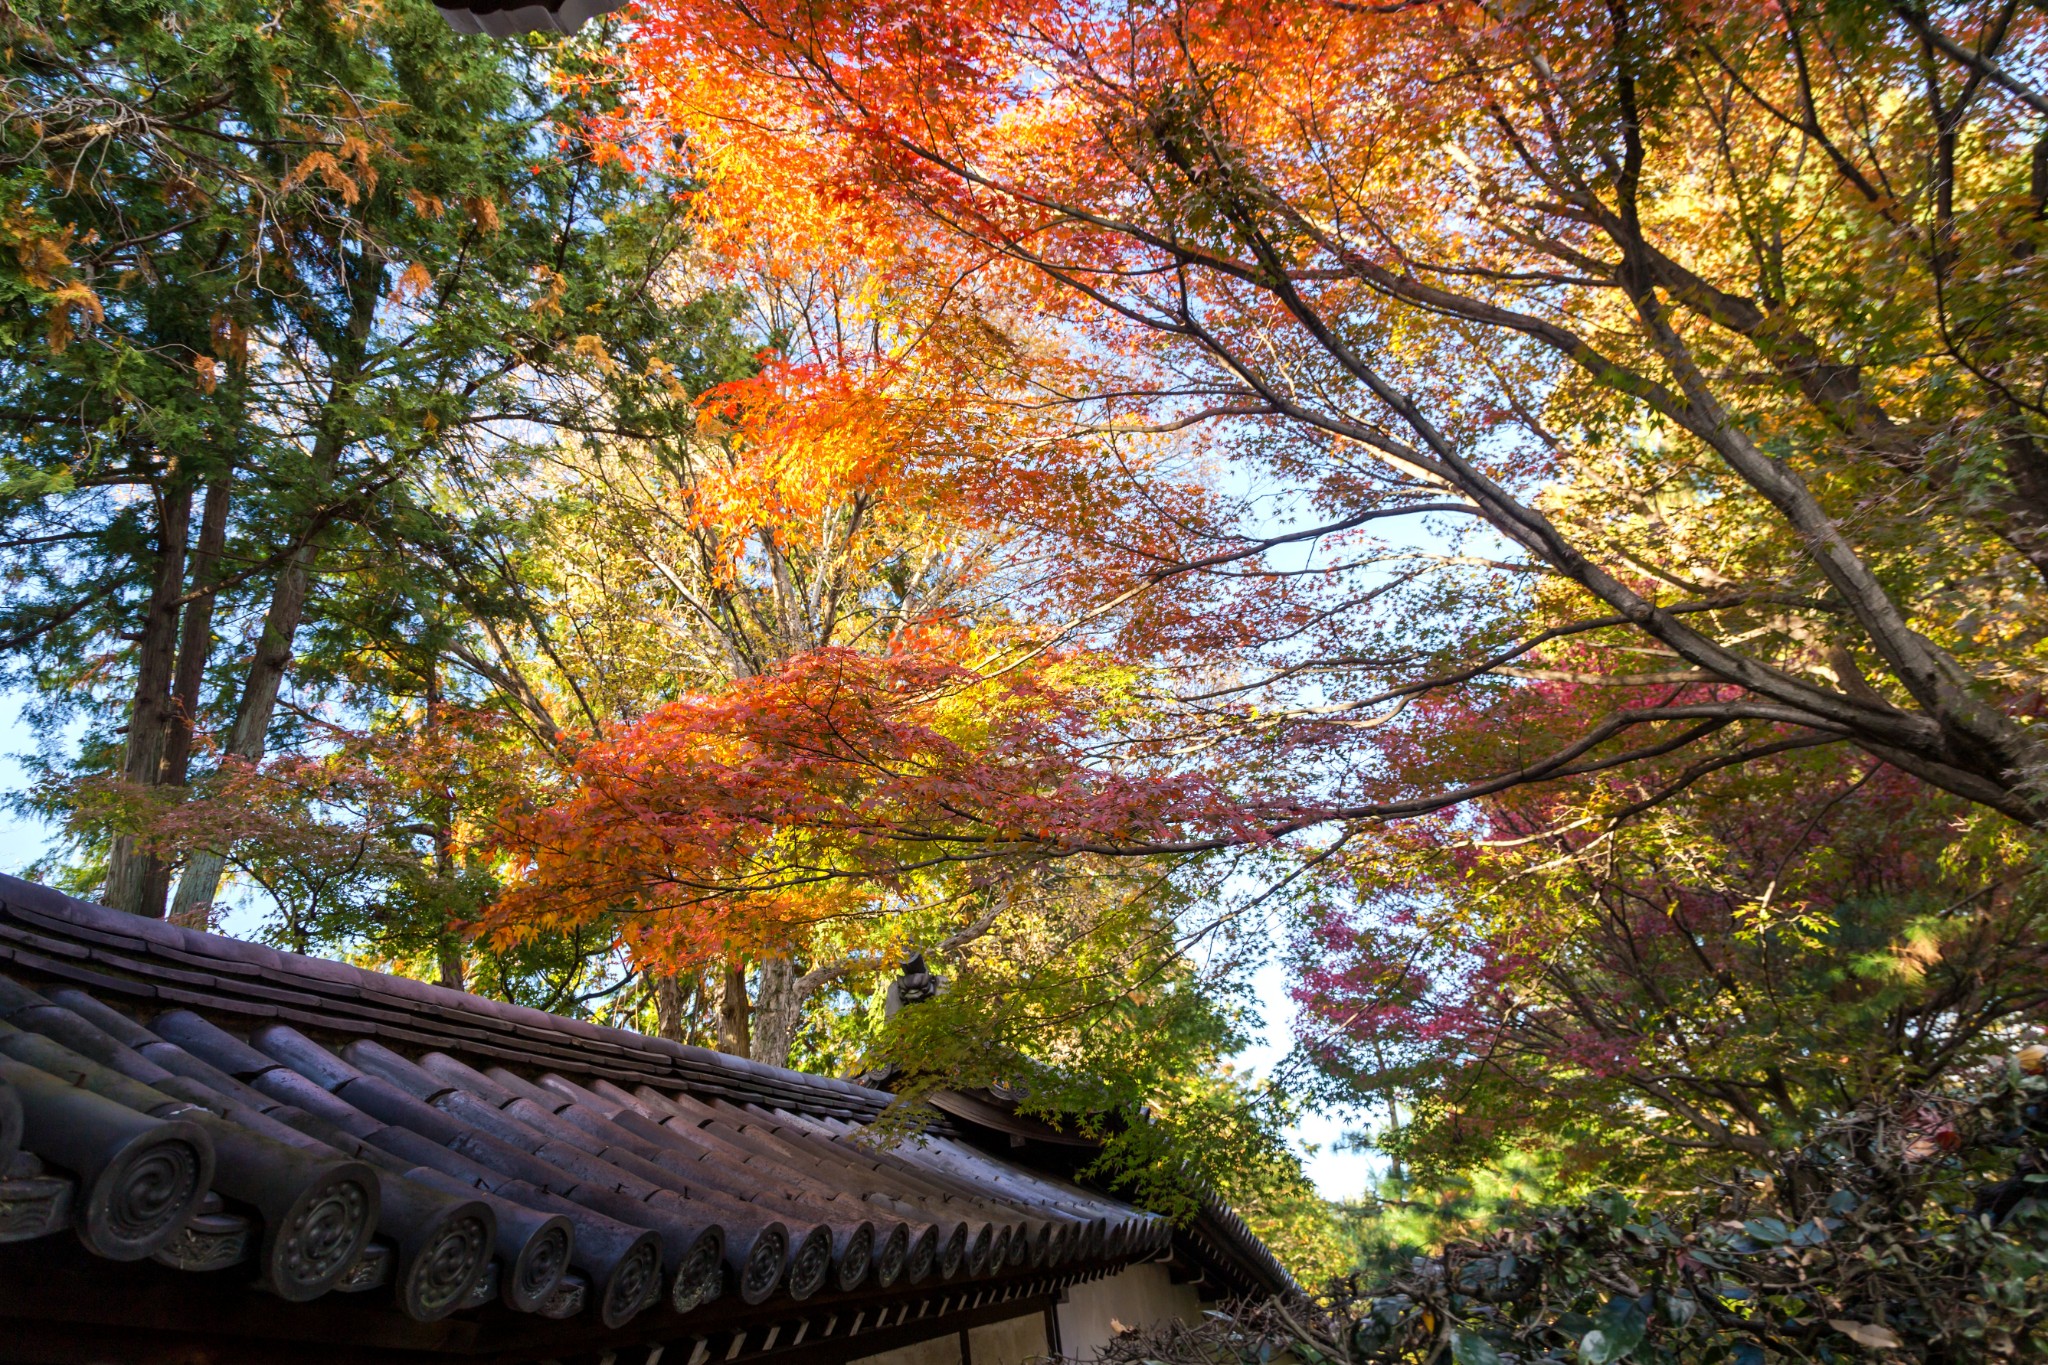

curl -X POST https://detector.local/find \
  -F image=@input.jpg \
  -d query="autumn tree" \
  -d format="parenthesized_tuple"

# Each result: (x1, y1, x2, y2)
(608, 0, 2048, 856)
(587, 0, 2048, 1288)
(466, 143, 1289, 1064)
(1290, 732, 2047, 1189)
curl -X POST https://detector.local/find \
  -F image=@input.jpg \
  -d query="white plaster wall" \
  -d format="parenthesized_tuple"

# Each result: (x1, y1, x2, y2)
(968, 1312, 1051, 1365)
(848, 1332, 965, 1365)
(1053, 1262, 1202, 1360)
(845, 1311, 1050, 1365)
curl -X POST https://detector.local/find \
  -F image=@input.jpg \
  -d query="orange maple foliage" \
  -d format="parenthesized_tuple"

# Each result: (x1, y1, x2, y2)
(687, 359, 910, 578)
(488, 184, 1266, 977)
(487, 638, 1295, 971)
(508, 0, 2048, 1011)
(599, 0, 2048, 835)
(599, 0, 1503, 697)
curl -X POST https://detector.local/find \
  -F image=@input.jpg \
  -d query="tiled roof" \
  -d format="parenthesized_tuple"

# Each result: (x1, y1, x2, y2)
(433, 0, 626, 36)
(0, 873, 1281, 1364)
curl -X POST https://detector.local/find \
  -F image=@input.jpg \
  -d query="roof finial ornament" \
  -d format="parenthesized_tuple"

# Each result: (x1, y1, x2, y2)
(884, 950, 942, 1018)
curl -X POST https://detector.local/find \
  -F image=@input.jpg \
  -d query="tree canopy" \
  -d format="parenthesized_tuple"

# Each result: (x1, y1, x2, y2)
(7, 0, 2048, 1315)
(612, 0, 2048, 838)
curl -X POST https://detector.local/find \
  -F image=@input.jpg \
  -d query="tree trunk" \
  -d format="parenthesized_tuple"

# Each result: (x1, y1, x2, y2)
(161, 477, 231, 792)
(138, 476, 233, 922)
(717, 961, 752, 1057)
(426, 663, 466, 991)
(104, 482, 193, 916)
(749, 956, 803, 1068)
(167, 244, 382, 928)
(1371, 1042, 1405, 1184)
(653, 972, 694, 1043)
(1383, 1090, 1405, 1185)
(167, 540, 316, 925)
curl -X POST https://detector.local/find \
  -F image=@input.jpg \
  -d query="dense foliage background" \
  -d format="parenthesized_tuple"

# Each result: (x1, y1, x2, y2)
(6, 0, 2048, 1346)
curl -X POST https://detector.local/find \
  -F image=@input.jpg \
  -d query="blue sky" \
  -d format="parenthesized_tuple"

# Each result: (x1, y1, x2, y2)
(0, 692, 46, 867)
(1237, 956, 1381, 1199)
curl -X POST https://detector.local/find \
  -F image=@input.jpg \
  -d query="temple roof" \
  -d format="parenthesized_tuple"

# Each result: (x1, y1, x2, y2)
(433, 0, 626, 36)
(0, 873, 1288, 1364)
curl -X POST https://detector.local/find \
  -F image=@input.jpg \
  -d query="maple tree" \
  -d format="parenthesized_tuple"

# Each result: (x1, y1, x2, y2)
(1290, 728, 2046, 1188)
(469, 0, 2048, 1200)
(446, 0, 2048, 1142)
(590, 0, 2048, 1302)
(1264, 675, 2048, 1313)
(457, 143, 1298, 1066)
(609, 0, 2048, 855)
(486, 637, 1277, 1020)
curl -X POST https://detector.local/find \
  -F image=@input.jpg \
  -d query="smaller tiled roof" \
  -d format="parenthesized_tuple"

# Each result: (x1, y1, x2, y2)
(0, 874, 1284, 1365)
(434, 0, 625, 36)
(923, 1088, 1297, 1301)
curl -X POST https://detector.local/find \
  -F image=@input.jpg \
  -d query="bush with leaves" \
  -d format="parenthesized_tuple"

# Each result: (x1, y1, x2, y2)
(1103, 1059, 2048, 1364)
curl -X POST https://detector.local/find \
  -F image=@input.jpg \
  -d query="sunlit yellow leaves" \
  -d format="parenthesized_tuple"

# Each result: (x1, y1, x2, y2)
(528, 263, 565, 317)
(391, 261, 434, 302)
(284, 150, 365, 203)
(686, 362, 905, 570)
(43, 281, 102, 353)
(568, 333, 617, 374)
